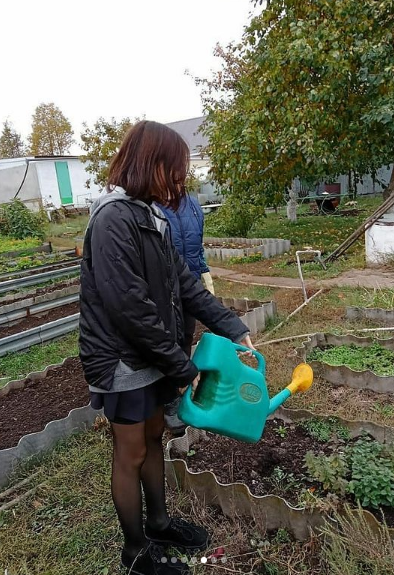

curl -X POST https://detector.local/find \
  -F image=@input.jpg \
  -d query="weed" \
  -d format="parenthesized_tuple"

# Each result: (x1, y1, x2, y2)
(299, 417, 350, 442)
(274, 424, 288, 438)
(304, 452, 349, 496)
(308, 343, 394, 376)
(228, 253, 264, 264)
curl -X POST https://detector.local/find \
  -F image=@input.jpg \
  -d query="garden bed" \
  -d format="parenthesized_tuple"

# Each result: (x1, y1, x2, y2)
(0, 277, 80, 306)
(296, 333, 394, 394)
(166, 419, 394, 540)
(0, 357, 89, 450)
(346, 306, 394, 324)
(0, 301, 80, 338)
(204, 236, 290, 261)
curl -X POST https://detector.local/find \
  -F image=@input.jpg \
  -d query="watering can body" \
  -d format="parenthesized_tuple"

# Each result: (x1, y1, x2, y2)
(178, 333, 313, 443)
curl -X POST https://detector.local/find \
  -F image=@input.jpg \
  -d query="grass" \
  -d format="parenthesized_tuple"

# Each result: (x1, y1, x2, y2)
(214, 277, 274, 300)
(0, 236, 42, 255)
(205, 195, 384, 279)
(0, 332, 79, 387)
(47, 215, 89, 250)
(1, 421, 393, 574)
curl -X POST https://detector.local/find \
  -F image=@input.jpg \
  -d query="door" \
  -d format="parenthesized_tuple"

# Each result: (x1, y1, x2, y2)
(55, 161, 73, 205)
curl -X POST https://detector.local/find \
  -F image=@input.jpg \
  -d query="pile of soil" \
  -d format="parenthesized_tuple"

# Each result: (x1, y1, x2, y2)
(171, 420, 394, 527)
(0, 302, 80, 338)
(0, 358, 89, 450)
(171, 420, 329, 499)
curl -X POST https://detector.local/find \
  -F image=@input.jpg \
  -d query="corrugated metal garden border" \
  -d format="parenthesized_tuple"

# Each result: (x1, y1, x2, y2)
(346, 306, 394, 324)
(204, 237, 291, 261)
(165, 418, 394, 541)
(295, 332, 394, 394)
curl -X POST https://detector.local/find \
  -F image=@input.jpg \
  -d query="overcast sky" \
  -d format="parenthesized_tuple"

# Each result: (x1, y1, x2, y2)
(0, 0, 255, 150)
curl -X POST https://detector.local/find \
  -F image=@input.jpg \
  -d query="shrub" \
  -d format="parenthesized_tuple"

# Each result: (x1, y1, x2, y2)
(0, 199, 48, 240)
(305, 436, 394, 509)
(205, 197, 265, 237)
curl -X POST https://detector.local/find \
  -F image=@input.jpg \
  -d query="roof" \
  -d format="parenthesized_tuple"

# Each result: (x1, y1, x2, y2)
(166, 116, 208, 157)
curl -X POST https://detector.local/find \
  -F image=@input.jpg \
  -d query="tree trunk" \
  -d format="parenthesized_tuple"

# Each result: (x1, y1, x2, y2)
(286, 182, 298, 222)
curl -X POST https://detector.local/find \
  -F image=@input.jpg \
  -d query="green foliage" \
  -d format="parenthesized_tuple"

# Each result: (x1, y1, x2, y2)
(274, 425, 288, 438)
(305, 436, 394, 509)
(308, 343, 394, 376)
(80, 116, 136, 189)
(0, 120, 26, 158)
(205, 196, 265, 237)
(228, 253, 263, 264)
(199, 0, 394, 204)
(304, 451, 349, 496)
(347, 437, 394, 509)
(0, 199, 47, 240)
(358, 287, 394, 310)
(0, 236, 41, 254)
(300, 417, 350, 442)
(29, 102, 74, 155)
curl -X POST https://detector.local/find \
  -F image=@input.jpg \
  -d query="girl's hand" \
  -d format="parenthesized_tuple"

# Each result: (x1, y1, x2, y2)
(192, 372, 201, 393)
(239, 334, 255, 353)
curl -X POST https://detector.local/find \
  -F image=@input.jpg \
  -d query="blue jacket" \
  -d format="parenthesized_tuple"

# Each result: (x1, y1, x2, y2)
(159, 195, 209, 279)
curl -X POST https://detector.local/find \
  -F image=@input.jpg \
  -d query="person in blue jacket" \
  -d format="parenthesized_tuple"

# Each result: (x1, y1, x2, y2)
(158, 194, 214, 433)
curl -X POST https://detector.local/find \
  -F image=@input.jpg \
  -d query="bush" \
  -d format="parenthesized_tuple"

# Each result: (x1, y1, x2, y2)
(205, 196, 265, 237)
(0, 199, 48, 240)
(305, 436, 394, 509)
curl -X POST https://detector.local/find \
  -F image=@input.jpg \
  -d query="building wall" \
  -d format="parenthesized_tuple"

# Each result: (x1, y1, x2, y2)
(36, 159, 101, 208)
(0, 160, 42, 210)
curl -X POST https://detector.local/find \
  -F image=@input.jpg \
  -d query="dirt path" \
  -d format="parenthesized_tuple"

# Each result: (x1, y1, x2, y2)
(211, 266, 394, 290)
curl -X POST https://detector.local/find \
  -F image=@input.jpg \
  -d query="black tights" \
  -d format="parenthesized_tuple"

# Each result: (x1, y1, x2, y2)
(111, 406, 170, 558)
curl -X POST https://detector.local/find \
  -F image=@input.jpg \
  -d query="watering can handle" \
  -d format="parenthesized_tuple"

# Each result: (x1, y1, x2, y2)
(232, 343, 265, 374)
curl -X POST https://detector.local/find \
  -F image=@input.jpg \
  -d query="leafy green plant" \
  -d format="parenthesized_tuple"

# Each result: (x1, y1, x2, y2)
(0, 199, 47, 240)
(304, 452, 349, 496)
(274, 425, 288, 438)
(300, 417, 350, 442)
(269, 466, 302, 494)
(305, 436, 394, 509)
(0, 236, 41, 254)
(228, 253, 264, 265)
(347, 437, 394, 509)
(308, 343, 394, 376)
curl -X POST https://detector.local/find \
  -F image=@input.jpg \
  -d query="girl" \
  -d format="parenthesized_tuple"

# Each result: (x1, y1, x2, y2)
(79, 121, 254, 574)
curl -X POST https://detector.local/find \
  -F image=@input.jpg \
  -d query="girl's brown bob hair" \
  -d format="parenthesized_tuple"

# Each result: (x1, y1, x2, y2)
(107, 120, 189, 210)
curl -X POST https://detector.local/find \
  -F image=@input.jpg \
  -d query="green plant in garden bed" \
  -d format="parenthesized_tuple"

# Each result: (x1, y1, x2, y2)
(299, 417, 350, 442)
(305, 436, 394, 509)
(0, 199, 47, 240)
(0, 252, 73, 274)
(308, 343, 394, 376)
(0, 331, 79, 386)
(0, 236, 42, 255)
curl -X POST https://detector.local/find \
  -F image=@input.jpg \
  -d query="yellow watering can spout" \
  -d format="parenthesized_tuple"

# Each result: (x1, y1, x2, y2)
(287, 363, 314, 394)
(268, 363, 314, 415)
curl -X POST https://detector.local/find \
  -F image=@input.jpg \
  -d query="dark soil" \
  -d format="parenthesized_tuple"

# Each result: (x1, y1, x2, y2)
(0, 279, 80, 306)
(171, 420, 394, 527)
(0, 358, 89, 450)
(0, 301, 80, 338)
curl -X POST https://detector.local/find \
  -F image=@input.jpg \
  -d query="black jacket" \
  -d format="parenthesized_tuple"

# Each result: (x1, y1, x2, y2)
(79, 196, 248, 391)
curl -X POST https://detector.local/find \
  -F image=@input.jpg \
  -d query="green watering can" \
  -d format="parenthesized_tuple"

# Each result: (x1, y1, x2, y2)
(178, 332, 313, 443)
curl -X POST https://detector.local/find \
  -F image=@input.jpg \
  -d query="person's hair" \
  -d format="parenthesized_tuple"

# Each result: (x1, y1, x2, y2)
(107, 120, 189, 210)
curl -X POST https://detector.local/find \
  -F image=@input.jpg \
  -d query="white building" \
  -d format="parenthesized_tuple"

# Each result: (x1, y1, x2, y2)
(0, 156, 101, 211)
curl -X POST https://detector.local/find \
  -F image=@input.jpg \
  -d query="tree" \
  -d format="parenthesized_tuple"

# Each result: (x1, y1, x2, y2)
(0, 121, 26, 158)
(29, 103, 74, 155)
(80, 117, 136, 189)
(199, 0, 394, 205)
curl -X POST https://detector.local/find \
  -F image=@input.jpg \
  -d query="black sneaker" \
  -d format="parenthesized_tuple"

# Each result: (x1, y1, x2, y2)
(145, 518, 210, 553)
(121, 543, 189, 574)
(164, 397, 186, 435)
